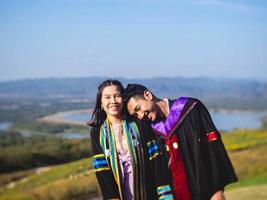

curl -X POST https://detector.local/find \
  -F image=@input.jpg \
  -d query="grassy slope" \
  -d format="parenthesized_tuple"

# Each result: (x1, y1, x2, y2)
(0, 158, 99, 200)
(0, 128, 267, 200)
(222, 129, 267, 199)
(222, 129, 267, 151)
(222, 129, 267, 185)
(225, 183, 267, 200)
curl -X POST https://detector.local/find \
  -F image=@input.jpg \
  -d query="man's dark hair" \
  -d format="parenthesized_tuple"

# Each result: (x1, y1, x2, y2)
(124, 83, 149, 103)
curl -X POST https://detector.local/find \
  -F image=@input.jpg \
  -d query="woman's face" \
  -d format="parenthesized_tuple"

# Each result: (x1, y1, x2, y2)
(101, 85, 123, 119)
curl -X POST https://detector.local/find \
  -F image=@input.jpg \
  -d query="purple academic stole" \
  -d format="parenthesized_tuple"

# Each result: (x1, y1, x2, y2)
(151, 97, 188, 137)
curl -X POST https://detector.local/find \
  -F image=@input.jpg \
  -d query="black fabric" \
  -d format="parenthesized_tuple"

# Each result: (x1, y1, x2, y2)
(90, 127, 120, 199)
(90, 117, 171, 199)
(137, 118, 174, 198)
(155, 98, 238, 200)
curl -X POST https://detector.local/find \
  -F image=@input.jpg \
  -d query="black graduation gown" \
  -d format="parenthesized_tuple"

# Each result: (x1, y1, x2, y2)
(90, 117, 174, 200)
(153, 98, 238, 200)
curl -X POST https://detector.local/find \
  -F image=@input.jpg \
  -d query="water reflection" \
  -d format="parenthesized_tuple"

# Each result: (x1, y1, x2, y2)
(0, 122, 12, 130)
(59, 133, 89, 139)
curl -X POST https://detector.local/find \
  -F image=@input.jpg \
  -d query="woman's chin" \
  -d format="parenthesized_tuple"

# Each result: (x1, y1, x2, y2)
(108, 112, 121, 118)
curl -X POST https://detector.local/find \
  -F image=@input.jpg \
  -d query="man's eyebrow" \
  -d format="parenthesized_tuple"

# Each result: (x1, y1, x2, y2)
(134, 105, 140, 112)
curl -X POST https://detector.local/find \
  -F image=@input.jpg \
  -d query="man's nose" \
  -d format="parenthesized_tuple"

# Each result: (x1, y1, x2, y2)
(137, 112, 145, 120)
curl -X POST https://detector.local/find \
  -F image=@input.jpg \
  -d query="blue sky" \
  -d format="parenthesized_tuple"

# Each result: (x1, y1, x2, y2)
(0, 0, 266, 81)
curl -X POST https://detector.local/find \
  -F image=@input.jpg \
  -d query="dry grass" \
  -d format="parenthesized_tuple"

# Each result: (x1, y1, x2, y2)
(228, 144, 267, 181)
(225, 183, 267, 200)
(0, 158, 100, 200)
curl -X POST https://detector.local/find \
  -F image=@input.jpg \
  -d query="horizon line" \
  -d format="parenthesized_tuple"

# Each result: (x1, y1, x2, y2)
(0, 75, 267, 83)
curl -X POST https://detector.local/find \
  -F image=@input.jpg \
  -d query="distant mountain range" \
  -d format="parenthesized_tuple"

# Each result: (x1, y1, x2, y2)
(0, 77, 267, 110)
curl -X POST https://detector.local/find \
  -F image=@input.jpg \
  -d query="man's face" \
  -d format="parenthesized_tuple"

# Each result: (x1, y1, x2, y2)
(127, 91, 157, 122)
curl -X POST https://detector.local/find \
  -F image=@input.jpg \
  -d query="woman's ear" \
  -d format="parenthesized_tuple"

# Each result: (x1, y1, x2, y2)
(144, 90, 153, 100)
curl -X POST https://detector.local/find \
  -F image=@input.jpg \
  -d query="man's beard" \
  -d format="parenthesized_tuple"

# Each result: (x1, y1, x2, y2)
(143, 111, 161, 124)
(143, 112, 150, 122)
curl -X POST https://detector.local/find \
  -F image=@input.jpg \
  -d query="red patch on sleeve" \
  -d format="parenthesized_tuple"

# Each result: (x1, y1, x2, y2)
(206, 131, 219, 142)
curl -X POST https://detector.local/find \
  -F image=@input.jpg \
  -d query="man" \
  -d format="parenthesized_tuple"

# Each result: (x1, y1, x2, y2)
(124, 84, 237, 200)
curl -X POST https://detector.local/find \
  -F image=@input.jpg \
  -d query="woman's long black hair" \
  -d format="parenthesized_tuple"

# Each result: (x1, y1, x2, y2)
(87, 79, 126, 127)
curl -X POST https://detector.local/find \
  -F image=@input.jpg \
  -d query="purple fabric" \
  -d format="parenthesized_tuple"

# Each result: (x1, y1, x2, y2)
(151, 97, 188, 136)
(119, 155, 134, 199)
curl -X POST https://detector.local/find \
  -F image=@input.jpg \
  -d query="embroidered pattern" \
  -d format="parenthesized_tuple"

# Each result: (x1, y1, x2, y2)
(127, 121, 146, 200)
(147, 140, 159, 160)
(100, 121, 122, 197)
(99, 119, 146, 200)
(157, 185, 174, 200)
(93, 154, 109, 172)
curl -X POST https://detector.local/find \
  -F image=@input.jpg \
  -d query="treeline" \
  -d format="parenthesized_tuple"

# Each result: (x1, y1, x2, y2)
(0, 130, 92, 174)
(13, 120, 90, 135)
(15, 121, 73, 134)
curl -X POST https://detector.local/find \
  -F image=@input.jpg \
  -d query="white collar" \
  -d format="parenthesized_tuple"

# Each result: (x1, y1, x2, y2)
(163, 98, 169, 116)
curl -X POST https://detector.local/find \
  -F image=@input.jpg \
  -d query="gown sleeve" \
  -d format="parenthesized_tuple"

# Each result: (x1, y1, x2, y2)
(90, 127, 120, 199)
(197, 101, 238, 191)
(138, 119, 175, 200)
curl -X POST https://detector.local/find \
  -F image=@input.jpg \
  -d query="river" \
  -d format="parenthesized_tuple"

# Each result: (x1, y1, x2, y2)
(62, 110, 267, 131)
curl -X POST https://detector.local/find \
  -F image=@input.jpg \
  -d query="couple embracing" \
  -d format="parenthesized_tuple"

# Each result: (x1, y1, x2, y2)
(88, 79, 237, 200)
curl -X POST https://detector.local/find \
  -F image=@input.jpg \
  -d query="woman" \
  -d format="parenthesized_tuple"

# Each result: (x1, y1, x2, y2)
(88, 80, 173, 200)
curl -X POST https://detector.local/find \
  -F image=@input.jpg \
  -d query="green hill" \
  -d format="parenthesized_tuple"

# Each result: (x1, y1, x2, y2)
(1, 77, 267, 110)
